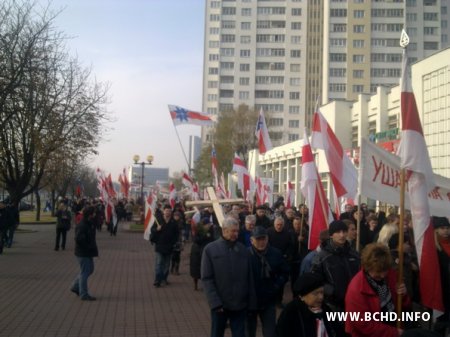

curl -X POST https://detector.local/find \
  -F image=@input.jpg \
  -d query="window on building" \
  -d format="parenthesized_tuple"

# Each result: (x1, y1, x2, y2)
(220, 62, 234, 70)
(241, 8, 251, 16)
(209, 67, 218, 75)
(424, 41, 439, 49)
(353, 85, 364, 93)
(291, 36, 301, 44)
(222, 20, 236, 29)
(222, 7, 236, 15)
(292, 8, 302, 16)
(406, 13, 417, 21)
(353, 39, 365, 48)
(208, 81, 218, 88)
(208, 94, 218, 101)
(424, 12, 439, 21)
(220, 76, 234, 83)
(209, 41, 219, 48)
(209, 54, 219, 61)
(240, 50, 250, 57)
(220, 90, 233, 98)
(239, 91, 249, 100)
(291, 22, 302, 30)
(330, 68, 347, 77)
(209, 27, 219, 35)
(290, 64, 301, 72)
(290, 50, 301, 58)
(329, 83, 346, 92)
(288, 134, 300, 141)
(220, 48, 235, 56)
(289, 106, 300, 114)
(330, 53, 347, 62)
(330, 38, 347, 47)
(353, 25, 365, 33)
(210, 14, 220, 21)
(354, 10, 364, 18)
(269, 118, 284, 127)
(240, 64, 250, 71)
(424, 27, 438, 35)
(353, 69, 364, 78)
(240, 35, 251, 44)
(290, 78, 300, 86)
(289, 92, 300, 100)
(330, 9, 347, 17)
(332, 23, 347, 32)
(241, 22, 251, 30)
(207, 107, 218, 115)
(289, 120, 300, 128)
(221, 34, 235, 43)
(353, 54, 365, 63)
(210, 1, 220, 8)
(239, 77, 249, 85)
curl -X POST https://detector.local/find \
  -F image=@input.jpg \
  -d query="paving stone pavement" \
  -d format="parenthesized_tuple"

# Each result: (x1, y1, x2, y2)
(0, 223, 224, 337)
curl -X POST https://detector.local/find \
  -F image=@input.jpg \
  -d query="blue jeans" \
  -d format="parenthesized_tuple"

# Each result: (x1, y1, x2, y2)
(154, 252, 171, 283)
(210, 309, 246, 337)
(72, 257, 94, 298)
(247, 304, 276, 337)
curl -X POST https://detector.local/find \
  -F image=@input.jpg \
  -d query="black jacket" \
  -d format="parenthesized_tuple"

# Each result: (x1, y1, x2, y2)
(276, 299, 344, 337)
(249, 245, 289, 309)
(267, 227, 293, 261)
(74, 219, 98, 257)
(150, 217, 179, 255)
(311, 239, 360, 311)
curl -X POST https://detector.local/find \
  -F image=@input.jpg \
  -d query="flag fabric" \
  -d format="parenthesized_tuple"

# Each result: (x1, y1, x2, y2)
(143, 191, 157, 240)
(169, 182, 176, 209)
(217, 172, 230, 199)
(182, 172, 200, 200)
(311, 109, 358, 200)
(255, 108, 272, 154)
(211, 147, 219, 188)
(232, 153, 255, 199)
(301, 131, 333, 250)
(255, 177, 268, 206)
(285, 181, 295, 209)
(168, 105, 214, 126)
(118, 168, 130, 199)
(397, 40, 443, 312)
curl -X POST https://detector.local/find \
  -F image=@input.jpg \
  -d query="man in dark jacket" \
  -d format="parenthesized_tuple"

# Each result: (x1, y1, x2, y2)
(150, 205, 179, 287)
(311, 220, 360, 312)
(201, 217, 256, 337)
(71, 205, 99, 301)
(247, 227, 289, 337)
(255, 205, 271, 229)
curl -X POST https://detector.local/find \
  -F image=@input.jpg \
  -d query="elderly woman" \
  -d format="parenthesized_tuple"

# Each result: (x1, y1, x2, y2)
(276, 272, 345, 337)
(345, 243, 411, 337)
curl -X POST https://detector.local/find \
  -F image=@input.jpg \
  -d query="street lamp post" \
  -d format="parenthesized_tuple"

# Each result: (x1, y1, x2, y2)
(133, 154, 154, 208)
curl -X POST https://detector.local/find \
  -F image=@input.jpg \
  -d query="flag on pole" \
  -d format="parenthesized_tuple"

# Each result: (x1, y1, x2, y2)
(311, 109, 357, 200)
(397, 31, 443, 312)
(255, 177, 269, 206)
(255, 108, 272, 154)
(182, 172, 200, 200)
(232, 153, 255, 199)
(169, 182, 176, 209)
(118, 168, 130, 199)
(211, 147, 219, 188)
(285, 181, 295, 209)
(143, 191, 157, 241)
(301, 131, 333, 250)
(168, 105, 214, 126)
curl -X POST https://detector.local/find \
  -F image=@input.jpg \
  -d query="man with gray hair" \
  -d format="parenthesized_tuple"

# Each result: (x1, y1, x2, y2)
(201, 217, 256, 337)
(238, 214, 256, 247)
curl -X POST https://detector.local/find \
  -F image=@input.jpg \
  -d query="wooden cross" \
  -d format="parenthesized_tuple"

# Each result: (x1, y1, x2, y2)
(185, 187, 245, 227)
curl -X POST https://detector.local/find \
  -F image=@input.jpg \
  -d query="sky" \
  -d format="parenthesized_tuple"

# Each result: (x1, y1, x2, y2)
(39, 0, 205, 180)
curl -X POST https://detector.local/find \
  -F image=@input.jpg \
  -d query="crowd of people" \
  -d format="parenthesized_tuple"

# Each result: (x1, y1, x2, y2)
(27, 195, 450, 336)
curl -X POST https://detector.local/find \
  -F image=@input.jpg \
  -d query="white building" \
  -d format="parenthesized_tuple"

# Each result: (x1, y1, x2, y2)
(251, 47, 450, 207)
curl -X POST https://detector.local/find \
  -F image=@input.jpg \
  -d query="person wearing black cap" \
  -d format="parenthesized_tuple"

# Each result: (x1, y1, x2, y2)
(433, 216, 450, 327)
(247, 226, 289, 337)
(255, 205, 271, 229)
(276, 272, 345, 337)
(311, 220, 360, 312)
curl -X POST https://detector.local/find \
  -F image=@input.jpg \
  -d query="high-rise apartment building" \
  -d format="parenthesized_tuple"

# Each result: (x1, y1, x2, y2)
(202, 0, 450, 146)
(202, 0, 310, 145)
(323, 0, 450, 103)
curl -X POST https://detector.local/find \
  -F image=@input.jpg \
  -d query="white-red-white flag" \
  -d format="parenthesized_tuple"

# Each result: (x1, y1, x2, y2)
(285, 181, 295, 209)
(311, 109, 357, 200)
(301, 131, 333, 250)
(397, 36, 443, 312)
(232, 153, 255, 199)
(169, 182, 176, 209)
(181, 172, 198, 200)
(211, 147, 219, 188)
(255, 108, 272, 154)
(143, 191, 157, 240)
(255, 177, 268, 206)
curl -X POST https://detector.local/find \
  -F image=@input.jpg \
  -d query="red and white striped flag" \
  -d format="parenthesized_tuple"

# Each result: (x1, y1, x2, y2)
(301, 131, 333, 250)
(311, 109, 357, 200)
(169, 182, 176, 209)
(182, 172, 200, 200)
(143, 191, 157, 240)
(397, 34, 443, 312)
(255, 177, 268, 206)
(255, 108, 273, 154)
(232, 153, 255, 199)
(211, 147, 219, 188)
(285, 181, 295, 209)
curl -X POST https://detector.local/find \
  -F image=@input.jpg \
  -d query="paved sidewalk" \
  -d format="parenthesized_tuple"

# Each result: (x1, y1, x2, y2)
(0, 223, 219, 337)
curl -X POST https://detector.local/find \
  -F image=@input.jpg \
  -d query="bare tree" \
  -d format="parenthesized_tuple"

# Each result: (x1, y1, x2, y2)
(0, 1, 110, 207)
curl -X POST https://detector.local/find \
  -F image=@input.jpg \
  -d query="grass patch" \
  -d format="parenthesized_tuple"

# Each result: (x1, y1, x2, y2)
(129, 223, 144, 232)
(20, 211, 56, 223)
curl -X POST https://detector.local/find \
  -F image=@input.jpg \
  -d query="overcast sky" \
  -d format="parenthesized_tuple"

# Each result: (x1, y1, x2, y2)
(40, 0, 205, 179)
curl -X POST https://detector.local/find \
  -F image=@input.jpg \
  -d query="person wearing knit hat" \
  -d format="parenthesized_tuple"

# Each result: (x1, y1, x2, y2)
(276, 272, 344, 337)
(310, 219, 360, 313)
(433, 216, 450, 325)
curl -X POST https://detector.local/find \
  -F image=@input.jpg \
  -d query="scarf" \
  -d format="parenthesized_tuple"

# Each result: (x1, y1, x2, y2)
(311, 308, 328, 337)
(251, 247, 272, 279)
(365, 272, 395, 313)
